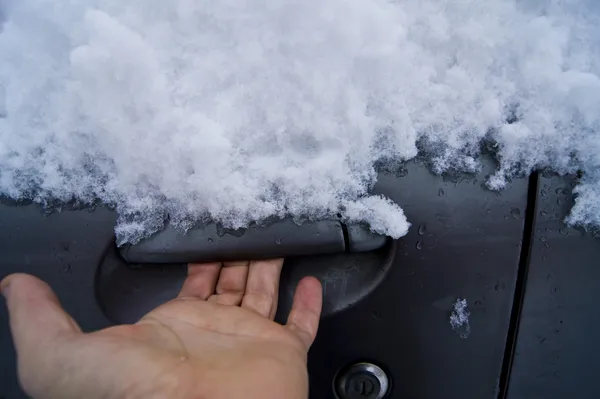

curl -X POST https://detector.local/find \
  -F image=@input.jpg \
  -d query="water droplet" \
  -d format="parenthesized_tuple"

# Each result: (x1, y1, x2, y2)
(555, 187, 564, 195)
(415, 240, 423, 250)
(541, 189, 548, 198)
(510, 208, 520, 218)
(275, 238, 282, 245)
(438, 188, 445, 197)
(556, 198, 562, 206)
(486, 209, 492, 215)
(540, 236, 547, 242)
(544, 242, 551, 249)
(396, 167, 408, 177)
(540, 211, 548, 217)
(559, 228, 569, 236)
(371, 310, 382, 321)
(61, 263, 72, 275)
(418, 224, 427, 235)
(207, 238, 214, 243)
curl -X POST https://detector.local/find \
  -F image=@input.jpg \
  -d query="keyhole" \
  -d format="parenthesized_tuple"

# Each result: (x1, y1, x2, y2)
(351, 377, 375, 396)
(335, 362, 389, 399)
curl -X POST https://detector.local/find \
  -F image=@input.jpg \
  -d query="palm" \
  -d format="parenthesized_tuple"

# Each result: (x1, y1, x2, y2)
(2, 259, 322, 399)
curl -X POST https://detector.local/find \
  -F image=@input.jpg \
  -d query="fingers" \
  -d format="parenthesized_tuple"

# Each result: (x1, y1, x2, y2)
(1, 273, 82, 355)
(208, 261, 249, 306)
(178, 262, 221, 300)
(285, 276, 322, 350)
(178, 259, 285, 321)
(241, 259, 284, 319)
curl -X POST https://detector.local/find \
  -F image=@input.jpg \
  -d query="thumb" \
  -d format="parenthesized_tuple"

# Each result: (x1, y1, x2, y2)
(1, 274, 81, 355)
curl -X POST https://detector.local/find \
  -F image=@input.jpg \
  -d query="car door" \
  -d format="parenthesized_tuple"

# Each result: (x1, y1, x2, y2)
(1, 156, 598, 399)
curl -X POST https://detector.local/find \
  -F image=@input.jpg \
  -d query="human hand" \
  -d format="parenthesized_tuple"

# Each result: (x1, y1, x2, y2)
(1, 259, 322, 399)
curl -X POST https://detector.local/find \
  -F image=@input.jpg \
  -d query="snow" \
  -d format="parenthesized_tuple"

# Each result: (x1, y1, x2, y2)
(450, 298, 471, 339)
(0, 0, 599, 244)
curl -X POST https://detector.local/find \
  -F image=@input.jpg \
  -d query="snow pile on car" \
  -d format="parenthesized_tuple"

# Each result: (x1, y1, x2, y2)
(0, 0, 599, 244)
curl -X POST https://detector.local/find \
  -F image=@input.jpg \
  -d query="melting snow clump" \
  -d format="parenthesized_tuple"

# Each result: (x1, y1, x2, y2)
(1, 0, 600, 244)
(450, 298, 471, 339)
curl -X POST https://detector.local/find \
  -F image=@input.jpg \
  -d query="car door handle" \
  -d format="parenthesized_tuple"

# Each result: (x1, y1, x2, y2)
(119, 219, 388, 264)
